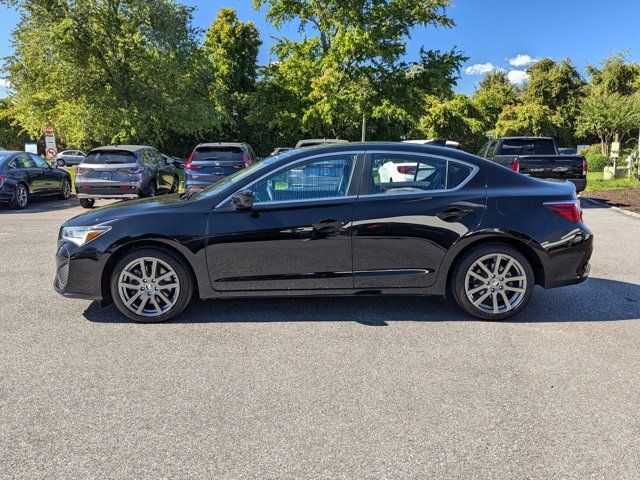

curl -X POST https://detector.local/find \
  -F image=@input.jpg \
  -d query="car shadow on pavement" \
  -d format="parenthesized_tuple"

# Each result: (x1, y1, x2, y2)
(83, 277, 640, 325)
(0, 196, 79, 214)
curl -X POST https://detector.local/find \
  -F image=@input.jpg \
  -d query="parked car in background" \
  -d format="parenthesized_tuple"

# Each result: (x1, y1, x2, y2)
(55, 142, 592, 323)
(295, 139, 349, 149)
(74, 145, 179, 209)
(478, 136, 587, 193)
(270, 147, 293, 156)
(0, 151, 71, 209)
(162, 154, 185, 170)
(184, 143, 257, 190)
(54, 150, 86, 167)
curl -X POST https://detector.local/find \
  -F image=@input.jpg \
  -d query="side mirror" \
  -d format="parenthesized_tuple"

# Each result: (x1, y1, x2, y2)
(231, 191, 254, 211)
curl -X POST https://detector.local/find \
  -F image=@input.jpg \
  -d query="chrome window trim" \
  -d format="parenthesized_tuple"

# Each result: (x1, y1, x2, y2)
(215, 151, 363, 209)
(361, 150, 480, 198)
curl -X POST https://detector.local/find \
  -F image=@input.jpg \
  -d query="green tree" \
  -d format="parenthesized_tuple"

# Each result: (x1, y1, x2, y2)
(576, 90, 640, 155)
(0, 98, 28, 150)
(522, 58, 586, 145)
(417, 94, 484, 151)
(494, 103, 559, 138)
(586, 53, 640, 96)
(471, 70, 520, 134)
(252, 0, 462, 141)
(203, 8, 261, 143)
(3, 0, 216, 151)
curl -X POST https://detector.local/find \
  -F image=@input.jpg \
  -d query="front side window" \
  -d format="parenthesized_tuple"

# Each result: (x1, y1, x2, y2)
(372, 153, 447, 193)
(252, 154, 356, 204)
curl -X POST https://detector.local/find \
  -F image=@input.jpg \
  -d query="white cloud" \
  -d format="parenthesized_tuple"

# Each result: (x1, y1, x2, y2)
(464, 63, 496, 75)
(509, 54, 536, 67)
(0, 78, 10, 89)
(507, 70, 530, 85)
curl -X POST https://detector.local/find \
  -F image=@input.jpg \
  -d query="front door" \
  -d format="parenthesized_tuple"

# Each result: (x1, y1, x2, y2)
(352, 151, 486, 289)
(206, 153, 361, 291)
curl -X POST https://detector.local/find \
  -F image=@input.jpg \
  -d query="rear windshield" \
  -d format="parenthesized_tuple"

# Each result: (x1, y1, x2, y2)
(83, 150, 137, 164)
(194, 146, 244, 162)
(499, 139, 556, 156)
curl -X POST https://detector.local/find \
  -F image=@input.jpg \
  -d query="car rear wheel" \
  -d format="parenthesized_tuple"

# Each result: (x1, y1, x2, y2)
(79, 198, 95, 209)
(451, 244, 534, 321)
(59, 178, 71, 200)
(10, 184, 29, 209)
(145, 182, 156, 198)
(110, 248, 193, 323)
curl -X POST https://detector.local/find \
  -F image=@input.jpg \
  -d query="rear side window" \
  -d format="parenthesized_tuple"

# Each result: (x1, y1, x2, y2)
(194, 146, 244, 163)
(84, 150, 137, 164)
(499, 139, 556, 156)
(447, 162, 474, 189)
(10, 154, 36, 169)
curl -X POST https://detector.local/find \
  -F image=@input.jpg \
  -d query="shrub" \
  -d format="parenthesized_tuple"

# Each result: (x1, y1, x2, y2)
(586, 151, 610, 172)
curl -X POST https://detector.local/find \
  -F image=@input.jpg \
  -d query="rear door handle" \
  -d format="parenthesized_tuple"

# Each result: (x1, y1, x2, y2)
(437, 208, 474, 222)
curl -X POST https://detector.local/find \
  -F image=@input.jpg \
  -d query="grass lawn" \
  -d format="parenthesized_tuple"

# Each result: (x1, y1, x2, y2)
(584, 171, 640, 192)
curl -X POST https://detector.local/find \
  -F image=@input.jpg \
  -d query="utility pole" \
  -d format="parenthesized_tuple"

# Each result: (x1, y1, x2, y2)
(361, 115, 367, 142)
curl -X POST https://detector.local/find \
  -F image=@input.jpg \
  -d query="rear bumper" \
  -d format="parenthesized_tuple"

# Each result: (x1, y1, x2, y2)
(75, 182, 143, 199)
(540, 227, 593, 289)
(77, 193, 140, 199)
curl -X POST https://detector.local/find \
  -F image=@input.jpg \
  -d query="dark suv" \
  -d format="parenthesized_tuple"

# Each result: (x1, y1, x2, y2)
(184, 143, 257, 190)
(74, 145, 179, 208)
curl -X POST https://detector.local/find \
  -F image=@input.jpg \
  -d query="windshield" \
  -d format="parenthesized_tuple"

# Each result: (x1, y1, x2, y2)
(83, 150, 137, 164)
(188, 154, 287, 200)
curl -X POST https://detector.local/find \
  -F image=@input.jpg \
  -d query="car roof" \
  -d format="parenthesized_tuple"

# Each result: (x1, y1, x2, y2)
(498, 136, 554, 141)
(196, 142, 246, 148)
(295, 139, 349, 147)
(89, 145, 151, 153)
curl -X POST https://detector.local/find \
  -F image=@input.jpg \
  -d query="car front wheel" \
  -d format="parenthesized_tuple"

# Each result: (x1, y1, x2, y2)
(10, 184, 29, 209)
(451, 244, 534, 321)
(110, 248, 194, 323)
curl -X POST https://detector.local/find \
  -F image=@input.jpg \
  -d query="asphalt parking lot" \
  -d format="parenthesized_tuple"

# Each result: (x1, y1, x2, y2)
(1, 197, 640, 479)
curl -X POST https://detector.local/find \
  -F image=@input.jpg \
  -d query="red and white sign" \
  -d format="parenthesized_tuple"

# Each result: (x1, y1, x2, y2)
(44, 125, 57, 159)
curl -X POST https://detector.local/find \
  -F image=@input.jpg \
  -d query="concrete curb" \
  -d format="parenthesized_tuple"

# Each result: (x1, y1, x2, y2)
(579, 196, 640, 220)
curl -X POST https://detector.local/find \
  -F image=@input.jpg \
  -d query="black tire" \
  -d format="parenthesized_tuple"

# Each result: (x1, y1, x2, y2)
(144, 181, 157, 198)
(451, 243, 534, 321)
(79, 198, 95, 209)
(9, 183, 29, 210)
(170, 175, 179, 193)
(59, 178, 71, 200)
(110, 248, 194, 323)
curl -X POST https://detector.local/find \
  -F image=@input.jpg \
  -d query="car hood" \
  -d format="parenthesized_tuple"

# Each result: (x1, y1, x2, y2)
(65, 194, 191, 227)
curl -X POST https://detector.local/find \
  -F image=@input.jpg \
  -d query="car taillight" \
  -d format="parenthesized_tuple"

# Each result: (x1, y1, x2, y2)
(544, 201, 582, 223)
(242, 152, 250, 168)
(75, 167, 88, 174)
(0, 175, 4, 185)
(397, 166, 416, 175)
(510, 158, 520, 172)
(233, 165, 243, 170)
(184, 150, 202, 170)
(582, 158, 588, 176)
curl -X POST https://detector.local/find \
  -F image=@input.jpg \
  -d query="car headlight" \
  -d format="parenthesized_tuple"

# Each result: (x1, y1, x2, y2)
(60, 226, 111, 246)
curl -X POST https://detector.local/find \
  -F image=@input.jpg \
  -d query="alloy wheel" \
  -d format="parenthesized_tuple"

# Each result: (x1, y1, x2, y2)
(464, 253, 527, 315)
(117, 257, 181, 318)
(62, 180, 70, 198)
(16, 186, 28, 208)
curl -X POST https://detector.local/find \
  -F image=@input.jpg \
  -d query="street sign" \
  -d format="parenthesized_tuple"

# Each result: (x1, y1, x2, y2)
(44, 125, 57, 159)
(611, 141, 620, 159)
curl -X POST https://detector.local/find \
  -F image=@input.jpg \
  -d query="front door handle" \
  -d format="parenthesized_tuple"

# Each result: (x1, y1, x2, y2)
(436, 208, 474, 222)
(313, 219, 343, 234)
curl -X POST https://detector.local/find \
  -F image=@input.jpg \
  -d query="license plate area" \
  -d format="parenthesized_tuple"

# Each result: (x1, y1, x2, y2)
(99, 172, 113, 180)
(211, 167, 224, 176)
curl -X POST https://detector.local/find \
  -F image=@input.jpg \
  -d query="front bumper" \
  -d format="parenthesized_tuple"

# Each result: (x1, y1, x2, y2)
(54, 241, 107, 300)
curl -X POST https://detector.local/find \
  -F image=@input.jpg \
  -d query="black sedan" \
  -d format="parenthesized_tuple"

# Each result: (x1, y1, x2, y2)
(0, 151, 72, 209)
(54, 143, 592, 322)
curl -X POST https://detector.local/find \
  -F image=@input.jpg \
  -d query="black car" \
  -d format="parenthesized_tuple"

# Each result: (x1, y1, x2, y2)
(55, 143, 592, 323)
(0, 151, 72, 209)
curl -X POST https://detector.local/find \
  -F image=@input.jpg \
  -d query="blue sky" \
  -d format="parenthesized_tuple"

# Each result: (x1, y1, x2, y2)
(1, 0, 639, 97)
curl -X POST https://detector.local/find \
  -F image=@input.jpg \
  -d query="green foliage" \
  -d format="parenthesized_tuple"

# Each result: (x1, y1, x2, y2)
(494, 103, 559, 138)
(203, 8, 261, 143)
(3, 0, 217, 152)
(471, 70, 519, 134)
(577, 89, 640, 154)
(585, 171, 640, 192)
(586, 53, 640, 96)
(585, 151, 610, 172)
(0, 99, 28, 150)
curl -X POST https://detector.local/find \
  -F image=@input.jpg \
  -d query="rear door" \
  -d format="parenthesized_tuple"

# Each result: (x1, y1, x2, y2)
(13, 154, 45, 194)
(352, 150, 486, 289)
(191, 146, 247, 184)
(30, 154, 58, 192)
